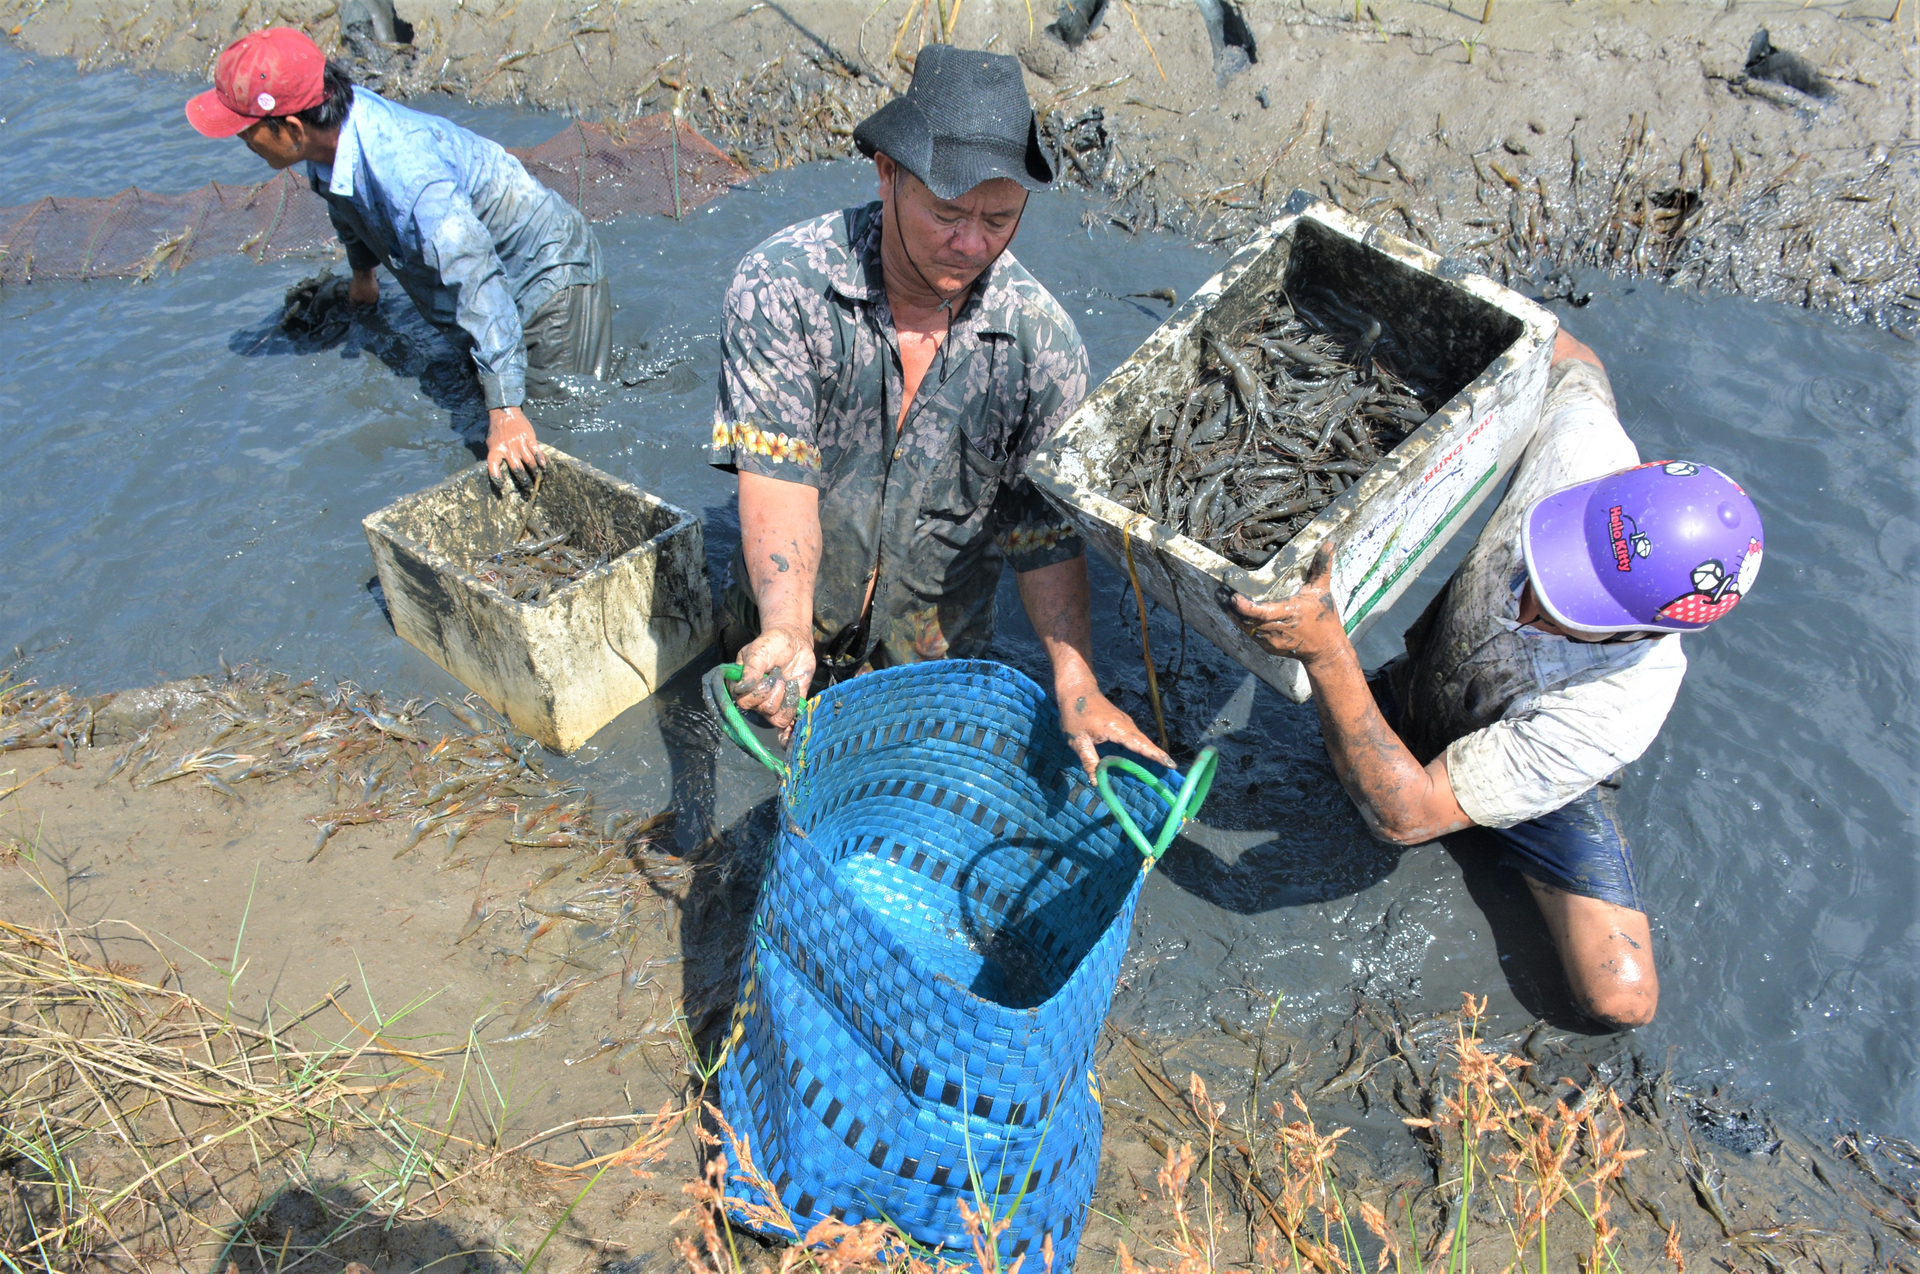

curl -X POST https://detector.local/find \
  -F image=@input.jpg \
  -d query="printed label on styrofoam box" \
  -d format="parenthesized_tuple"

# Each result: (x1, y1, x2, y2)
(1332, 411, 1502, 633)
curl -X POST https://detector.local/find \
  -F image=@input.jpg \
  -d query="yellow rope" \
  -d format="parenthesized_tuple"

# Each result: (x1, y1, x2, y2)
(1122, 516, 1171, 755)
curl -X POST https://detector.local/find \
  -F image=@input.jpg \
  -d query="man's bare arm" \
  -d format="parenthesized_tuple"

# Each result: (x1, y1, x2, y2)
(1224, 550, 1472, 844)
(1017, 556, 1172, 777)
(733, 471, 822, 732)
(1227, 331, 1604, 840)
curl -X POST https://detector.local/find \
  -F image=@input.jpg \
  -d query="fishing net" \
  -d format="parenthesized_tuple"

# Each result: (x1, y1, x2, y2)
(0, 114, 748, 286)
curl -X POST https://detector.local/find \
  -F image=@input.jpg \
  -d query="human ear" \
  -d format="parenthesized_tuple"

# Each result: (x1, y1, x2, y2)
(284, 117, 312, 160)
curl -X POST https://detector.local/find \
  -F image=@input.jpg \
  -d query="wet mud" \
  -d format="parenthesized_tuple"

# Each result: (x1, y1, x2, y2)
(0, 672, 708, 1271)
(2, 55, 1913, 1139)
(7, 674, 1918, 1272)
(0, 12, 1916, 1271)
(4, 0, 1914, 328)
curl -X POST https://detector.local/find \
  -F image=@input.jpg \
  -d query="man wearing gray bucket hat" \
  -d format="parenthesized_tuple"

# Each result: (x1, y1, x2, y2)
(709, 45, 1169, 777)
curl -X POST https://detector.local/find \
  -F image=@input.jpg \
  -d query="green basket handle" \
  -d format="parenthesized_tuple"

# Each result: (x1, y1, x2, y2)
(1096, 746, 1218, 862)
(705, 663, 789, 779)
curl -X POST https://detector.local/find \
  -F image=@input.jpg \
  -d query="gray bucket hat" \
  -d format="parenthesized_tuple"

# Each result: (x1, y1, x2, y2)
(853, 45, 1054, 199)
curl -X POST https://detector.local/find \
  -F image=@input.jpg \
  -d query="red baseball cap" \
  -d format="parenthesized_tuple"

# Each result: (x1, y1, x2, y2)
(185, 27, 328, 138)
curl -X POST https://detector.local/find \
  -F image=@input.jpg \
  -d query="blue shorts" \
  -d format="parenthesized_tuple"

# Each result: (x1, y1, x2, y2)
(1368, 673, 1644, 912)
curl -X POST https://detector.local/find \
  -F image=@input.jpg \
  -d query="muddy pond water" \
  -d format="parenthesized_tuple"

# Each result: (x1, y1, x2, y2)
(2, 46, 1914, 1144)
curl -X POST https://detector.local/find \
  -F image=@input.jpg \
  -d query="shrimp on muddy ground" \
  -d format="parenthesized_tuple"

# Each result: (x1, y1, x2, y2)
(96, 728, 153, 787)
(499, 970, 610, 1042)
(456, 890, 495, 946)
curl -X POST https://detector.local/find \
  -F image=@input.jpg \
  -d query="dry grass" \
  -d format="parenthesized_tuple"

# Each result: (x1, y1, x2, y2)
(1101, 996, 1664, 1274)
(2, 666, 1898, 1273)
(677, 1100, 1056, 1274)
(0, 797, 1895, 1274)
(0, 917, 390, 1271)
(0, 663, 721, 1272)
(676, 996, 1676, 1274)
(0, 664, 727, 1274)
(0, 916, 684, 1274)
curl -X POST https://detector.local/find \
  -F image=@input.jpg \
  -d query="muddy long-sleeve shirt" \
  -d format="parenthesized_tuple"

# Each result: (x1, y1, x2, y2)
(708, 202, 1089, 670)
(307, 88, 602, 409)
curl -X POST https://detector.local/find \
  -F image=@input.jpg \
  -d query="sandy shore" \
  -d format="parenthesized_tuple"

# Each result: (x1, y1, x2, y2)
(5, 0, 1916, 326)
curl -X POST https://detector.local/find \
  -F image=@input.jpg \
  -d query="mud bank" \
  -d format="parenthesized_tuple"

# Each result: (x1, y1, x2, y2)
(5, 0, 1916, 327)
(2, 3, 1917, 1267)
(5, 671, 1919, 1273)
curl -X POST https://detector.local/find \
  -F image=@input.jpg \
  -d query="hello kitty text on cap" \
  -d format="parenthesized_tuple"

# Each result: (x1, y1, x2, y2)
(185, 27, 328, 138)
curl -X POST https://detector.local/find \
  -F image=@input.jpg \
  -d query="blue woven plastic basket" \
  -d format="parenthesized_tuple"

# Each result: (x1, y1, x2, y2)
(707, 660, 1213, 1271)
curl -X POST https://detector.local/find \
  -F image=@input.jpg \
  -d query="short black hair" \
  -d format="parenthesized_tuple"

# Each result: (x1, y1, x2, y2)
(265, 58, 353, 134)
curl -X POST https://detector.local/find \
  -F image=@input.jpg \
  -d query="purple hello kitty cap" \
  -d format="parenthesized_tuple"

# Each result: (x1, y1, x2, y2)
(1520, 460, 1764, 635)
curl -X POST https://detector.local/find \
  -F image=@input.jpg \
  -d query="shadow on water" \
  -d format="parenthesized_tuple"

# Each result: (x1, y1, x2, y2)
(1156, 831, 1399, 913)
(228, 297, 492, 445)
(676, 793, 780, 1055)
(1438, 827, 1590, 1029)
(3, 33, 1915, 1139)
(656, 657, 780, 1057)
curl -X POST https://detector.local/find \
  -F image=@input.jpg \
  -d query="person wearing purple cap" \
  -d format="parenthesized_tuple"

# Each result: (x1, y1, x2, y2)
(1223, 330, 1764, 1031)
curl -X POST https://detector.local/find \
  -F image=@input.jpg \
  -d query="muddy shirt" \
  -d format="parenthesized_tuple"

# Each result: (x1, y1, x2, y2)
(307, 88, 603, 410)
(708, 202, 1089, 670)
(1387, 360, 1689, 829)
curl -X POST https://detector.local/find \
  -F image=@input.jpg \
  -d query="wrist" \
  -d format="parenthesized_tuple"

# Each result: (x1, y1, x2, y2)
(1051, 663, 1099, 699)
(1293, 644, 1332, 671)
(759, 615, 811, 644)
(1298, 633, 1361, 681)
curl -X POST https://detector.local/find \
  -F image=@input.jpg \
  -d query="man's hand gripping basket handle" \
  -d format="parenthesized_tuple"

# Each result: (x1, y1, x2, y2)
(706, 659, 1215, 860)
(705, 663, 790, 779)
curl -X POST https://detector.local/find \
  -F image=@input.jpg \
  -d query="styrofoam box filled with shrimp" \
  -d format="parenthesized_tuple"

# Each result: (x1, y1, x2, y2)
(363, 446, 713, 751)
(1028, 193, 1558, 701)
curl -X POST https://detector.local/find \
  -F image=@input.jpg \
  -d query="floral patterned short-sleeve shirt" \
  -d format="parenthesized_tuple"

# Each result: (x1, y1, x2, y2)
(709, 201, 1089, 670)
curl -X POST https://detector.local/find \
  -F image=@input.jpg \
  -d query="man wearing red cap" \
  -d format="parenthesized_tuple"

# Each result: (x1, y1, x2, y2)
(187, 27, 609, 485)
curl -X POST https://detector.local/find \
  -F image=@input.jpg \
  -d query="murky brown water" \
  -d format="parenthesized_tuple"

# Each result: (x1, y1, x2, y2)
(2, 46, 1913, 1146)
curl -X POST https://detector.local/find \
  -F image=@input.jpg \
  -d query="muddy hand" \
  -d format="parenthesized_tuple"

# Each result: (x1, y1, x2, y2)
(1221, 545, 1347, 665)
(487, 406, 545, 488)
(732, 622, 814, 741)
(279, 273, 355, 337)
(1059, 684, 1173, 779)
